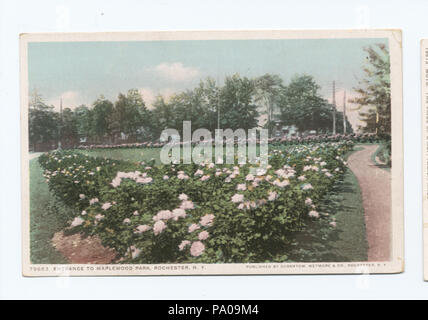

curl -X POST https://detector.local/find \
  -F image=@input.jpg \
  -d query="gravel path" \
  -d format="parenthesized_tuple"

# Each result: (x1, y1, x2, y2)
(347, 144, 391, 261)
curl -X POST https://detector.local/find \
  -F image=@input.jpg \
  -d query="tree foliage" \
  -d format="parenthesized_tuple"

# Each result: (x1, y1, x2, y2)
(278, 75, 352, 134)
(351, 44, 391, 135)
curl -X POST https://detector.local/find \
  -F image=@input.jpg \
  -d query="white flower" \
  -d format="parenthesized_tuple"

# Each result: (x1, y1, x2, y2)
(102, 202, 112, 210)
(231, 194, 244, 203)
(71, 216, 84, 227)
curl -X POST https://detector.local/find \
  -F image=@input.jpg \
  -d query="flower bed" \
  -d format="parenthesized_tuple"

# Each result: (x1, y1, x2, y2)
(39, 140, 354, 263)
(76, 133, 380, 150)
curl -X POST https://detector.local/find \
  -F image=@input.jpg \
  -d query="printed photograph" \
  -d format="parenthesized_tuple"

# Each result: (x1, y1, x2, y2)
(21, 30, 403, 275)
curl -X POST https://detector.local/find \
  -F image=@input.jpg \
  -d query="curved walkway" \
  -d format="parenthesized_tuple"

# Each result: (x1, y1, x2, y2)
(347, 144, 391, 261)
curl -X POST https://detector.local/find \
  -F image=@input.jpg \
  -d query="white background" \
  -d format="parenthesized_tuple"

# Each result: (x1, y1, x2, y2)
(0, 0, 426, 299)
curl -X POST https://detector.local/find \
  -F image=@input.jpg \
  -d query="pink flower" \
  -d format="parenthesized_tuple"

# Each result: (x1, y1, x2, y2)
(153, 220, 166, 235)
(268, 191, 278, 201)
(136, 177, 153, 184)
(199, 214, 214, 226)
(110, 177, 121, 188)
(81, 210, 87, 215)
(188, 223, 200, 233)
(172, 208, 186, 220)
(102, 202, 112, 210)
(305, 198, 313, 206)
(236, 184, 246, 191)
(95, 214, 104, 221)
(245, 174, 255, 181)
(231, 194, 244, 203)
(330, 221, 337, 227)
(163, 175, 169, 180)
(273, 179, 289, 188)
(79, 194, 85, 199)
(180, 200, 194, 210)
(177, 173, 189, 180)
(198, 231, 209, 240)
(309, 210, 319, 218)
(123, 218, 131, 224)
(190, 241, 205, 257)
(89, 198, 99, 205)
(135, 224, 151, 233)
(153, 210, 173, 221)
(178, 240, 191, 251)
(133, 210, 139, 216)
(200, 175, 210, 181)
(71, 216, 84, 227)
(178, 193, 188, 201)
(194, 169, 204, 176)
(298, 175, 306, 181)
(302, 183, 313, 190)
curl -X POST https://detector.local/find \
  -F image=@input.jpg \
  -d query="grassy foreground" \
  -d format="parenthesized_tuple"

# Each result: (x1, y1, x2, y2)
(29, 159, 69, 263)
(30, 146, 368, 263)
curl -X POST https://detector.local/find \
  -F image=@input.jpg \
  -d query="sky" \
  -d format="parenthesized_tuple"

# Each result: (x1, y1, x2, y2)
(28, 38, 389, 131)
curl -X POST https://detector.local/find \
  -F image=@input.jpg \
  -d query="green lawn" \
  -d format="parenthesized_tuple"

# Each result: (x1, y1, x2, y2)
(286, 147, 368, 262)
(29, 158, 70, 264)
(78, 147, 163, 164)
(30, 145, 369, 263)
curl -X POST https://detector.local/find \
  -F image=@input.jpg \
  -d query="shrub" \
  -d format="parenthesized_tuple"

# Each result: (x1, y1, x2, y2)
(39, 141, 353, 263)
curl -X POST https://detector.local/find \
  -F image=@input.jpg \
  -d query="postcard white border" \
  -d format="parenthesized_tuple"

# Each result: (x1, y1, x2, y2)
(20, 29, 403, 276)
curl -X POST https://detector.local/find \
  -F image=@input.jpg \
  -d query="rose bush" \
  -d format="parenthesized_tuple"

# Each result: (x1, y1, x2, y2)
(39, 140, 354, 263)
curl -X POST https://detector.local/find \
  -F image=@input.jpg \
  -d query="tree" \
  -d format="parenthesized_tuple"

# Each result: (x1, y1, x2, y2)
(278, 75, 352, 134)
(150, 96, 176, 139)
(218, 74, 259, 131)
(91, 96, 114, 142)
(351, 44, 391, 135)
(112, 89, 148, 141)
(254, 74, 284, 134)
(28, 91, 58, 150)
(60, 107, 78, 147)
(74, 105, 93, 141)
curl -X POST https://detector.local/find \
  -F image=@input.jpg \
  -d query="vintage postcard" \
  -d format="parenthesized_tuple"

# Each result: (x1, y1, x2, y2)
(422, 39, 428, 281)
(21, 30, 403, 276)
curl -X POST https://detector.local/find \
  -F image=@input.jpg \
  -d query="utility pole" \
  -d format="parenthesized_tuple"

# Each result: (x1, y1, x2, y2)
(343, 90, 347, 134)
(332, 81, 336, 135)
(217, 82, 220, 130)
